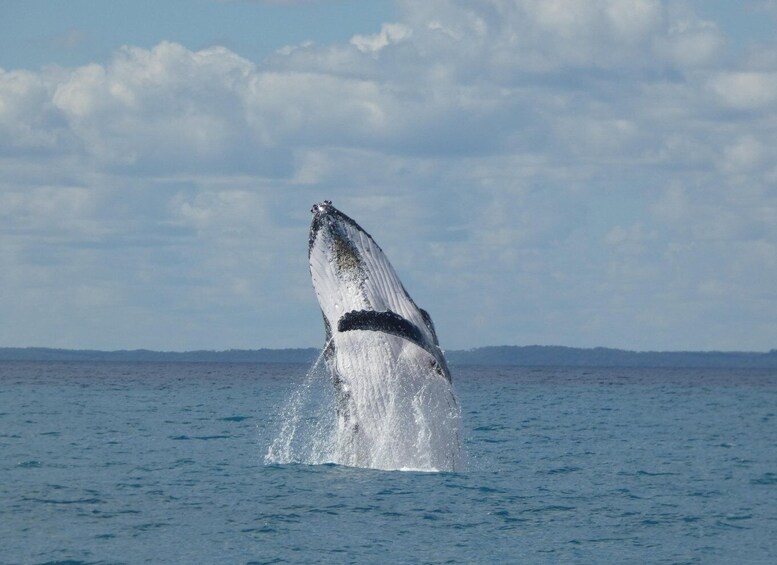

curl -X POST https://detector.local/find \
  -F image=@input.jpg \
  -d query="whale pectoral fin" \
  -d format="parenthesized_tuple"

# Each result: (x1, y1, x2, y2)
(337, 310, 427, 351)
(419, 308, 439, 346)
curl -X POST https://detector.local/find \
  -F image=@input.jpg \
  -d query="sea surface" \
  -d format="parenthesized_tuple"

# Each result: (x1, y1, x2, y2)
(1, 361, 776, 564)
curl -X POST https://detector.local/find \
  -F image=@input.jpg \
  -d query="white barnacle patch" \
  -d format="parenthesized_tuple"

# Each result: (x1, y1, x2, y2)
(332, 232, 364, 284)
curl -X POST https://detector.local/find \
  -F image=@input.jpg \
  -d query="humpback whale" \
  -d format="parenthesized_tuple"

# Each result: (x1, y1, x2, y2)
(309, 201, 461, 471)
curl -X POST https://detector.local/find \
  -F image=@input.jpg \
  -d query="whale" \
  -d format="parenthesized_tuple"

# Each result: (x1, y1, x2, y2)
(308, 200, 461, 471)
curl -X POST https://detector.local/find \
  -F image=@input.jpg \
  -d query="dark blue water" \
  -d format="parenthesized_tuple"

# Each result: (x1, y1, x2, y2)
(1, 362, 776, 564)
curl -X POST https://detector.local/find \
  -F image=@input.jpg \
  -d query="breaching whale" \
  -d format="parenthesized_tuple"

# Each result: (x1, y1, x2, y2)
(309, 201, 461, 471)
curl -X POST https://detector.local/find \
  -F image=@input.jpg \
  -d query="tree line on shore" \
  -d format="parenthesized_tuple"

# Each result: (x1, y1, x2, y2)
(2, 345, 776, 368)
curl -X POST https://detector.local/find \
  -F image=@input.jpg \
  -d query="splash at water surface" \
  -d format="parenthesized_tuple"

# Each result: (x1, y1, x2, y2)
(265, 339, 463, 472)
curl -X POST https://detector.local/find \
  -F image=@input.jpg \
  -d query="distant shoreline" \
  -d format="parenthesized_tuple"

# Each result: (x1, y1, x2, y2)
(1, 345, 776, 368)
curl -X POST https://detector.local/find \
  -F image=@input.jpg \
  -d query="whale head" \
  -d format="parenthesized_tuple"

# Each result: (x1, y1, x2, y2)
(309, 200, 370, 272)
(308, 201, 451, 382)
(308, 201, 376, 323)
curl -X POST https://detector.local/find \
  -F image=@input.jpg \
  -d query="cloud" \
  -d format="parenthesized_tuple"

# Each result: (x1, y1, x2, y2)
(394, 0, 723, 77)
(51, 28, 87, 51)
(709, 71, 777, 110)
(1, 1, 776, 350)
(48, 42, 269, 173)
(351, 23, 412, 53)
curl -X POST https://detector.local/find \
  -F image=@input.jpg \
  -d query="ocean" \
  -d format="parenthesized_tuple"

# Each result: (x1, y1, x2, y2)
(1, 361, 776, 564)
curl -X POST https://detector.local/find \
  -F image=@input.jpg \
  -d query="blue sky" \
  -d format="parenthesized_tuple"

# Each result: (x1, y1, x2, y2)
(0, 1, 396, 70)
(2, 0, 777, 352)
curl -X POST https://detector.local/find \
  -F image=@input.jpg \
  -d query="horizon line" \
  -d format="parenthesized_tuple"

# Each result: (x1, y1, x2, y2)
(2, 344, 775, 355)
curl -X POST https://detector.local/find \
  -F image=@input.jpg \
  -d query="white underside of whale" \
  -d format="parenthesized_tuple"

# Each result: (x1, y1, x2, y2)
(308, 205, 462, 471)
(330, 331, 460, 471)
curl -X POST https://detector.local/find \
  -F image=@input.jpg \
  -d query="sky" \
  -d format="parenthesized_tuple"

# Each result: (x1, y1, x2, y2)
(1, 0, 776, 352)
